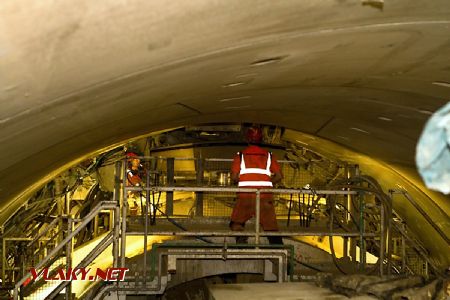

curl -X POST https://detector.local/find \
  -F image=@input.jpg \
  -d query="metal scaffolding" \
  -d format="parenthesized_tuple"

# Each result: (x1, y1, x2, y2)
(7, 156, 437, 299)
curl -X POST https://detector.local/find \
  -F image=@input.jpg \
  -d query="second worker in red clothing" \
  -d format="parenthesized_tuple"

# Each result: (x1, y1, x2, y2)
(230, 126, 284, 245)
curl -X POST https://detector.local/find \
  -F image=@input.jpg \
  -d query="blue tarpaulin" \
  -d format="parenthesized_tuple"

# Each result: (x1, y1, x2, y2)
(416, 102, 450, 194)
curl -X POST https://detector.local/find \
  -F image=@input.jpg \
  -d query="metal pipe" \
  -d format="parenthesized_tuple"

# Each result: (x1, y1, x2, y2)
(391, 190, 450, 244)
(125, 186, 358, 195)
(132, 156, 296, 164)
(255, 190, 261, 245)
(3, 238, 33, 241)
(390, 189, 449, 226)
(126, 231, 378, 237)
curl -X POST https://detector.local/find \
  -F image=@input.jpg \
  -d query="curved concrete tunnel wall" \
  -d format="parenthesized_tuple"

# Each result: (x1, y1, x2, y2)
(0, 1, 449, 268)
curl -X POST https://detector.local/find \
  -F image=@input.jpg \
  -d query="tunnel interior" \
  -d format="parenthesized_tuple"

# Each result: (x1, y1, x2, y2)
(2, 123, 449, 299)
(1, 1, 450, 299)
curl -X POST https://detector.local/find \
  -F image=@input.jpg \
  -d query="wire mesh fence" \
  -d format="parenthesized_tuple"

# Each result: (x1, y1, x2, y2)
(127, 157, 350, 220)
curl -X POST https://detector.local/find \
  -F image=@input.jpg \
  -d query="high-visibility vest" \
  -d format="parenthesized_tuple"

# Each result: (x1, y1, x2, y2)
(127, 169, 141, 186)
(238, 152, 273, 187)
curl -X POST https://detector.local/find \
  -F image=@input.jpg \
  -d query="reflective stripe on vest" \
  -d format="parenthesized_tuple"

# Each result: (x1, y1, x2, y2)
(238, 181, 273, 187)
(238, 152, 273, 187)
(240, 152, 271, 175)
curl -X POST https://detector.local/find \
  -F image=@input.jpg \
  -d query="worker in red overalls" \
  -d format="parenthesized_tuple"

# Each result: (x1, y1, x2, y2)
(126, 152, 144, 215)
(230, 126, 284, 245)
(126, 152, 143, 186)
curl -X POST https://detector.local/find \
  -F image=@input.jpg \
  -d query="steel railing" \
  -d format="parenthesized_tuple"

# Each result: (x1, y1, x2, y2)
(9, 157, 425, 299)
(13, 201, 119, 300)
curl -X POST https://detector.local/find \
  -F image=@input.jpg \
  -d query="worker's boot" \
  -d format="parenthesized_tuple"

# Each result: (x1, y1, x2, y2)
(267, 236, 283, 245)
(230, 221, 247, 244)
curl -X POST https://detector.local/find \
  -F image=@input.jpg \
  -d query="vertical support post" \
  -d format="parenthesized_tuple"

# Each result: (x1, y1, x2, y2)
(146, 159, 151, 223)
(401, 224, 406, 274)
(65, 218, 72, 300)
(354, 164, 360, 177)
(380, 200, 385, 276)
(2, 238, 5, 287)
(57, 193, 64, 244)
(343, 237, 348, 259)
(20, 248, 25, 296)
(143, 159, 149, 284)
(93, 215, 99, 238)
(166, 158, 174, 216)
(64, 184, 72, 296)
(349, 165, 357, 263)
(65, 192, 70, 217)
(255, 190, 261, 245)
(329, 195, 336, 269)
(113, 207, 120, 269)
(195, 158, 204, 217)
(344, 163, 351, 224)
(387, 193, 393, 276)
(121, 158, 127, 268)
(359, 192, 365, 271)
(113, 161, 121, 269)
(109, 211, 113, 232)
(344, 163, 350, 260)
(350, 204, 357, 261)
(143, 199, 148, 284)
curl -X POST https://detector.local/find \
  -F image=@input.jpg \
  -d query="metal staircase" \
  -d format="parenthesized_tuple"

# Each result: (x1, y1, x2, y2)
(12, 201, 120, 300)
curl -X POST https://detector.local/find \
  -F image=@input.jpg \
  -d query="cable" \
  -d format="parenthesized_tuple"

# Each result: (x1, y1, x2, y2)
(132, 181, 213, 244)
(294, 258, 324, 272)
(153, 206, 212, 244)
(333, 202, 360, 230)
(327, 178, 390, 276)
